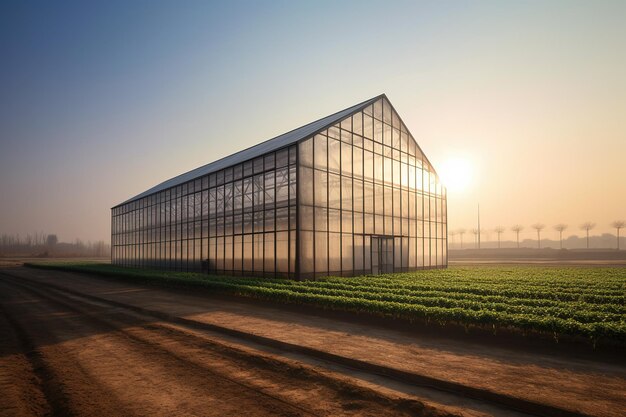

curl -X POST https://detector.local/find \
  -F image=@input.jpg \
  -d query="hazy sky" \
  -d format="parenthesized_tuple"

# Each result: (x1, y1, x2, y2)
(1, 0, 625, 243)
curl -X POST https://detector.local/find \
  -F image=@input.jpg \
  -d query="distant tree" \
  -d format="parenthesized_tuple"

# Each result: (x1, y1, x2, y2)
(94, 240, 106, 257)
(611, 220, 625, 250)
(482, 229, 491, 244)
(449, 230, 458, 248)
(494, 226, 505, 249)
(458, 228, 466, 249)
(46, 234, 58, 247)
(35, 231, 46, 246)
(471, 228, 480, 249)
(553, 224, 568, 249)
(511, 225, 524, 248)
(531, 223, 545, 248)
(580, 222, 596, 249)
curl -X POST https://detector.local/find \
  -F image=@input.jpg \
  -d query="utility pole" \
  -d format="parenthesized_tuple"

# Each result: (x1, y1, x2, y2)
(477, 204, 481, 250)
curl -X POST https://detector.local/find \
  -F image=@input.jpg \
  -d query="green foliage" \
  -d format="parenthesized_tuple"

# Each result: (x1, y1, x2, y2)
(26, 262, 626, 346)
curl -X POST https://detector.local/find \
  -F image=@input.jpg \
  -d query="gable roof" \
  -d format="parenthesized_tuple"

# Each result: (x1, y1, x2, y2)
(114, 94, 384, 207)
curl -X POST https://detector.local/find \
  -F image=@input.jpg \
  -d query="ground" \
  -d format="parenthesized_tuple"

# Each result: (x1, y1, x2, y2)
(0, 264, 624, 416)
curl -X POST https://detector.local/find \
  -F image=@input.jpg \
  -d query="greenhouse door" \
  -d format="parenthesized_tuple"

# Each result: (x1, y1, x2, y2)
(371, 237, 394, 275)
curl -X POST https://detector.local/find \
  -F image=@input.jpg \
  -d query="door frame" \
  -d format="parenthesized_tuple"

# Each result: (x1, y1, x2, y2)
(370, 235, 395, 275)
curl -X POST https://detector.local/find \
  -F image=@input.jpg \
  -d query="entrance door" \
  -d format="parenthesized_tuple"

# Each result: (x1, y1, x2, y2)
(371, 237, 394, 275)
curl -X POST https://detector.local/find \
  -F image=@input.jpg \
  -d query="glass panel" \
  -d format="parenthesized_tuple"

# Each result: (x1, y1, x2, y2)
(328, 125, 340, 140)
(353, 147, 363, 179)
(354, 235, 363, 271)
(265, 209, 274, 232)
(353, 179, 363, 213)
(216, 237, 224, 270)
(364, 235, 371, 271)
(328, 233, 341, 273)
(355, 212, 364, 234)
(374, 154, 383, 183)
(341, 176, 352, 211)
(300, 138, 313, 167)
(289, 230, 296, 274)
(341, 142, 352, 175)
(328, 209, 341, 233)
(264, 153, 275, 171)
(373, 99, 383, 120)
(328, 173, 340, 209)
(299, 166, 313, 206)
(352, 112, 362, 136)
(374, 119, 383, 144)
(264, 232, 275, 273)
(253, 157, 264, 174)
(363, 113, 373, 139)
(300, 205, 314, 231)
(224, 236, 233, 271)
(253, 233, 263, 272)
(363, 150, 373, 181)
(276, 207, 289, 231)
(328, 138, 340, 173)
(315, 232, 328, 274)
(243, 234, 252, 270)
(315, 207, 327, 232)
(342, 211, 352, 233)
(314, 169, 327, 207)
(314, 134, 327, 169)
(341, 128, 352, 144)
(300, 231, 314, 273)
(276, 231, 288, 273)
(233, 235, 242, 271)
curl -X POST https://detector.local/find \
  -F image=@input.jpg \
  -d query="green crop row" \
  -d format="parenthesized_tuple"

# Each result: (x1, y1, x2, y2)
(25, 262, 626, 346)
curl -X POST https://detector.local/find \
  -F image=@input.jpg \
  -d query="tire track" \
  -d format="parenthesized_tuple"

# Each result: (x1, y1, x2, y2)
(0, 274, 442, 417)
(1, 270, 593, 417)
(0, 280, 140, 417)
(0, 303, 51, 417)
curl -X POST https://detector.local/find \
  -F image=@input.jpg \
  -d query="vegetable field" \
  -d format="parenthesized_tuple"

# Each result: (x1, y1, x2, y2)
(27, 263, 625, 346)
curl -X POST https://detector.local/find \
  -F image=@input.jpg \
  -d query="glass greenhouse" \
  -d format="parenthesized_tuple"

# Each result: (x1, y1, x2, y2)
(111, 94, 447, 278)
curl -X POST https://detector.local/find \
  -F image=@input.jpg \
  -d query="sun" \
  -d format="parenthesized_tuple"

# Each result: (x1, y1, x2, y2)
(438, 157, 473, 193)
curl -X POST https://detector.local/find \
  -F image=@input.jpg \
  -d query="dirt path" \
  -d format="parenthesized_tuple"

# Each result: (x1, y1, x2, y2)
(1, 267, 625, 416)
(0, 274, 454, 417)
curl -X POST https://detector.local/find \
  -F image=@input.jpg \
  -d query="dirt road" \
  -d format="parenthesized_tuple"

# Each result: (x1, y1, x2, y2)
(0, 274, 450, 417)
(0, 267, 624, 417)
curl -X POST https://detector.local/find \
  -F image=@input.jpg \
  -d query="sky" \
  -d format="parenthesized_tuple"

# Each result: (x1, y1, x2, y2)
(1, 0, 625, 244)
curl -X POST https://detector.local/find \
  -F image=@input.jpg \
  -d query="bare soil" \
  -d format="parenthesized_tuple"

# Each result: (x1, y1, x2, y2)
(0, 272, 455, 417)
(1, 267, 625, 417)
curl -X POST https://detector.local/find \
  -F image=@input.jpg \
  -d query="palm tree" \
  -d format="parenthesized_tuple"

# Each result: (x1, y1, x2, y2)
(531, 224, 545, 248)
(611, 221, 625, 250)
(494, 226, 505, 249)
(458, 228, 466, 249)
(580, 222, 596, 249)
(553, 224, 568, 249)
(449, 230, 458, 248)
(511, 225, 524, 248)
(471, 228, 480, 249)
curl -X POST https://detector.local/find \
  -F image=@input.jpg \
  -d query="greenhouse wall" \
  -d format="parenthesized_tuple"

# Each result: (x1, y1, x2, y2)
(111, 94, 447, 278)
(111, 145, 298, 278)
(297, 97, 447, 278)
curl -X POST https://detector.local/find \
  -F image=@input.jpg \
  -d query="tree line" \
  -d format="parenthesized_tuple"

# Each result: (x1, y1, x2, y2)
(0, 233, 110, 257)
(449, 221, 625, 250)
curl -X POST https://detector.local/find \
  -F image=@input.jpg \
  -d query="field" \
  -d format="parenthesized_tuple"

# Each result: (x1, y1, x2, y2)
(27, 262, 626, 347)
(2, 264, 625, 416)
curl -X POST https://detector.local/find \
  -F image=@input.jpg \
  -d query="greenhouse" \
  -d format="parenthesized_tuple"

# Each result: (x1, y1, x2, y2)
(111, 94, 447, 278)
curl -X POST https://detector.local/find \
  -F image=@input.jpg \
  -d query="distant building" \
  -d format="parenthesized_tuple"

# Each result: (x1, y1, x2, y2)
(111, 94, 447, 278)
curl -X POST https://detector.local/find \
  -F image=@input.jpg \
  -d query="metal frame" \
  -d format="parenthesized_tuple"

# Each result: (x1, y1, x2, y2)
(110, 95, 447, 278)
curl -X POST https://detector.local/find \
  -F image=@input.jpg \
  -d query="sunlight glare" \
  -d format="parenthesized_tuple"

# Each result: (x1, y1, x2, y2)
(439, 157, 473, 193)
